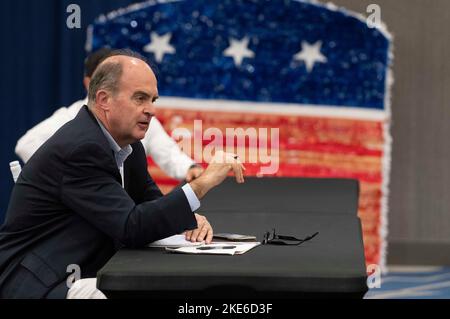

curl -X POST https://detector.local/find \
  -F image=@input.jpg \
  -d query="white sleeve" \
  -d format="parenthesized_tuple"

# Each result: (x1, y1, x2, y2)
(142, 117, 195, 180)
(181, 183, 201, 212)
(15, 100, 86, 163)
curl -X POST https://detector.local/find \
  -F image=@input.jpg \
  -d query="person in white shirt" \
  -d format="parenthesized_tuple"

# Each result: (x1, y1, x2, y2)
(15, 48, 203, 181)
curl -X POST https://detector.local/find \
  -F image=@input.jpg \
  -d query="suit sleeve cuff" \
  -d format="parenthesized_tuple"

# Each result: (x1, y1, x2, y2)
(181, 183, 201, 212)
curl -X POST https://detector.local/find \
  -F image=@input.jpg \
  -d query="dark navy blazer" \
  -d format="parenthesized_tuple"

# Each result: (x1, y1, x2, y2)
(0, 106, 196, 298)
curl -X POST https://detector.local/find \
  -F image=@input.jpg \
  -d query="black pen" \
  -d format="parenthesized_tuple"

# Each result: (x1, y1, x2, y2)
(196, 245, 236, 250)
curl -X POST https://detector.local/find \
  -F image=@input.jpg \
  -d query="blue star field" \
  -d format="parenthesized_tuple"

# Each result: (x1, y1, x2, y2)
(90, 0, 391, 110)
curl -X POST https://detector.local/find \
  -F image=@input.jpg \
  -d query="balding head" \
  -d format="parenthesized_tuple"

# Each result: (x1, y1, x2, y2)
(87, 49, 153, 109)
(86, 49, 159, 147)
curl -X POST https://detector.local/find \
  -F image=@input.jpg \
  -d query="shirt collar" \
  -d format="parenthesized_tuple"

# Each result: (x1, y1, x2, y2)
(94, 114, 133, 167)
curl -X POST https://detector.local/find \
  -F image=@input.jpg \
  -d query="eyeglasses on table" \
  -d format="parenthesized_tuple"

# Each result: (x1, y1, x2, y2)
(262, 228, 319, 246)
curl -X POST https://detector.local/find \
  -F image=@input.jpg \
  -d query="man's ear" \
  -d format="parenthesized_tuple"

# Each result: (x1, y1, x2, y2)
(96, 90, 110, 111)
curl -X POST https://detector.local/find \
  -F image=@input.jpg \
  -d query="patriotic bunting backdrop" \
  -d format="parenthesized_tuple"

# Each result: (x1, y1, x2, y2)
(88, 0, 393, 268)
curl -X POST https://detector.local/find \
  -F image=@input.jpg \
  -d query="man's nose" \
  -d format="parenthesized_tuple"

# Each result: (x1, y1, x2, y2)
(143, 102, 155, 117)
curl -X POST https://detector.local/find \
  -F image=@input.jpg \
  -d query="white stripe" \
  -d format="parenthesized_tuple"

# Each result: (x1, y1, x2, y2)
(157, 96, 388, 121)
(382, 273, 450, 284)
(366, 280, 450, 299)
(386, 265, 444, 273)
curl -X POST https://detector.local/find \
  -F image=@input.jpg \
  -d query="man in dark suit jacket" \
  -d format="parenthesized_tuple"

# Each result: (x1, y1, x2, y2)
(0, 50, 245, 299)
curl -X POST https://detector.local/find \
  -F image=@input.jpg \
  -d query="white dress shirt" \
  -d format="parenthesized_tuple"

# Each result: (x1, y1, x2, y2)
(15, 98, 195, 180)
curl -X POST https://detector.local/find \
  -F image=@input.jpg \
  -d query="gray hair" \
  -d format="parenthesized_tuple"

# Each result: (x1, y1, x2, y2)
(87, 61, 122, 108)
(87, 49, 152, 109)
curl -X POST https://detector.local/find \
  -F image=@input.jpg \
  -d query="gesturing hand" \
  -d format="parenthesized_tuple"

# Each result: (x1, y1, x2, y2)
(189, 151, 246, 199)
(185, 165, 204, 182)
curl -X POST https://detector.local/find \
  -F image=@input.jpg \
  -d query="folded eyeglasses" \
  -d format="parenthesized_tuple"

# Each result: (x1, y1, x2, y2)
(262, 228, 319, 246)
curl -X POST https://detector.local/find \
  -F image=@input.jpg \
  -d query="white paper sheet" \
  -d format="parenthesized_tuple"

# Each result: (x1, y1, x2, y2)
(147, 234, 204, 248)
(165, 242, 261, 255)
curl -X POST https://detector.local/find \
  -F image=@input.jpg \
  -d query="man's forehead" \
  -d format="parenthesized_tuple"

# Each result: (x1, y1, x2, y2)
(121, 67, 157, 94)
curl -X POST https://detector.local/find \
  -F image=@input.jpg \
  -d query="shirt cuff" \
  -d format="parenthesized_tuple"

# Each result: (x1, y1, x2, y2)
(181, 183, 201, 212)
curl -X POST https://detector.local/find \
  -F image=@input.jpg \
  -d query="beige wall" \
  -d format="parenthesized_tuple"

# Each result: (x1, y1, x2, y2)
(316, 0, 450, 247)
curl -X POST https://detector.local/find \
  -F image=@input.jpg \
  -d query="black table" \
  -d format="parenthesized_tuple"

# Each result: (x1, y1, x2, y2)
(200, 177, 360, 216)
(97, 211, 368, 299)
